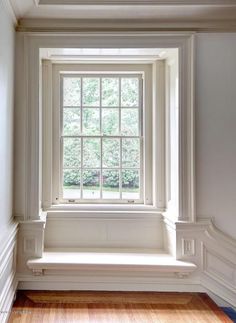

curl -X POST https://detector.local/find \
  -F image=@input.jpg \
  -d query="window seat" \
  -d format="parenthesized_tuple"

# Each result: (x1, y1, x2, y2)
(27, 249, 197, 277)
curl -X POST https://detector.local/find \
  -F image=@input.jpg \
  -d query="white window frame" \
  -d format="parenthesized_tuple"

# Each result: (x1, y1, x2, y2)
(48, 63, 153, 206)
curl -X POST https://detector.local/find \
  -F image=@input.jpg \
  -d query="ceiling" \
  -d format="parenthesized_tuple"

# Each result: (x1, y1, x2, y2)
(7, 0, 236, 31)
(9, 0, 236, 19)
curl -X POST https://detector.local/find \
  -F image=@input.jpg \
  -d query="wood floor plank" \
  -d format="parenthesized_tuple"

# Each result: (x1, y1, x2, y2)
(8, 291, 232, 323)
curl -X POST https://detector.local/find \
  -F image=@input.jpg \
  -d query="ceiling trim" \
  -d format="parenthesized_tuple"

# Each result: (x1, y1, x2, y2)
(1, 0, 18, 24)
(17, 18, 236, 33)
(38, 0, 236, 5)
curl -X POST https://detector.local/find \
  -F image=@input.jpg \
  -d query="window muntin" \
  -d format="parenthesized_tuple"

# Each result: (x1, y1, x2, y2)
(60, 74, 143, 203)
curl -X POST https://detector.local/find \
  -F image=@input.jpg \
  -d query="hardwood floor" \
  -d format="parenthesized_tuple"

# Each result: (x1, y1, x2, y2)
(8, 291, 232, 322)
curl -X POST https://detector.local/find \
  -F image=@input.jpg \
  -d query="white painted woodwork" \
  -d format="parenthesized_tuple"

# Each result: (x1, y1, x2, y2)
(44, 214, 163, 249)
(27, 250, 197, 275)
(14, 32, 194, 222)
(38, 0, 236, 5)
(17, 216, 47, 274)
(0, 223, 18, 323)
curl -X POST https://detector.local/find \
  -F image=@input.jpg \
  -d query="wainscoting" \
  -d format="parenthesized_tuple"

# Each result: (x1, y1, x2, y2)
(0, 222, 18, 323)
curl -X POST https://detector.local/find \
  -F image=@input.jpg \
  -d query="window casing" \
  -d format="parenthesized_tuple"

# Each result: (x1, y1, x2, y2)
(50, 64, 153, 205)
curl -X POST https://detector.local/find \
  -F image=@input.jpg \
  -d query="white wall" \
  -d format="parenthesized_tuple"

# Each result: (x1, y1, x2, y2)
(0, 3, 18, 323)
(0, 1, 15, 234)
(196, 33, 236, 239)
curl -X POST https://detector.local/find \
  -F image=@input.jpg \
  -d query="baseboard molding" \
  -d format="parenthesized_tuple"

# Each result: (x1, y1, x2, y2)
(16, 274, 235, 310)
(17, 273, 202, 293)
(0, 222, 18, 323)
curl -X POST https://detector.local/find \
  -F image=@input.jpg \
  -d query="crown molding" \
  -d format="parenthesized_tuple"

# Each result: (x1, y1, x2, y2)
(38, 0, 236, 5)
(1, 0, 18, 24)
(17, 18, 236, 33)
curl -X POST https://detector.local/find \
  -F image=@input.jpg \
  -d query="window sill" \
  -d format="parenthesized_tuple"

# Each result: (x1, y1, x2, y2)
(46, 204, 164, 219)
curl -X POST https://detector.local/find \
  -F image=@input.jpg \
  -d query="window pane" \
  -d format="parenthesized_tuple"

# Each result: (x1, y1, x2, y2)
(63, 138, 81, 168)
(103, 138, 120, 168)
(102, 78, 119, 107)
(121, 78, 139, 107)
(121, 108, 139, 136)
(63, 78, 81, 106)
(63, 108, 80, 136)
(83, 170, 100, 199)
(102, 108, 119, 136)
(122, 138, 140, 168)
(102, 170, 120, 199)
(82, 108, 100, 135)
(83, 138, 101, 168)
(122, 170, 139, 200)
(63, 169, 80, 199)
(82, 78, 100, 107)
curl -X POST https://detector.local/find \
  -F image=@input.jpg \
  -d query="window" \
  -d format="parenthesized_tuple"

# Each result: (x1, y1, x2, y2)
(49, 63, 153, 206)
(61, 74, 143, 203)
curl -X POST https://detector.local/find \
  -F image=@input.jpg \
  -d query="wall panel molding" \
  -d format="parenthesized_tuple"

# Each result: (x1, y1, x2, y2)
(163, 217, 236, 307)
(17, 18, 236, 33)
(0, 223, 18, 323)
(38, 0, 236, 5)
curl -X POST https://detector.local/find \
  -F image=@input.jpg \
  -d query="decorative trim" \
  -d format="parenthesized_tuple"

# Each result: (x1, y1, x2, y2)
(42, 60, 53, 210)
(181, 238, 195, 257)
(38, 0, 236, 5)
(0, 223, 18, 323)
(0, 274, 18, 323)
(201, 243, 236, 293)
(16, 32, 195, 222)
(32, 269, 44, 276)
(23, 237, 38, 255)
(178, 33, 195, 221)
(153, 60, 166, 209)
(17, 18, 236, 33)
(0, 223, 18, 277)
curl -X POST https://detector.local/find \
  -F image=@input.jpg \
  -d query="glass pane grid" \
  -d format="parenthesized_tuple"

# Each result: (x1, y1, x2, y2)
(61, 74, 142, 202)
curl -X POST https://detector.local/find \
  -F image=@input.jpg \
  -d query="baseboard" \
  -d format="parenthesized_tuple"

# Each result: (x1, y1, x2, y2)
(16, 274, 235, 310)
(0, 222, 18, 323)
(17, 273, 203, 293)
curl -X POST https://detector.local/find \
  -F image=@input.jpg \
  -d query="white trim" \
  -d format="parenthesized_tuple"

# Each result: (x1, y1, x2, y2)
(17, 272, 202, 291)
(178, 33, 195, 221)
(0, 223, 18, 270)
(42, 59, 53, 209)
(0, 223, 18, 323)
(17, 32, 195, 221)
(16, 274, 235, 309)
(153, 60, 166, 209)
(0, 274, 18, 323)
(38, 0, 236, 5)
(17, 19, 236, 33)
(44, 62, 154, 208)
